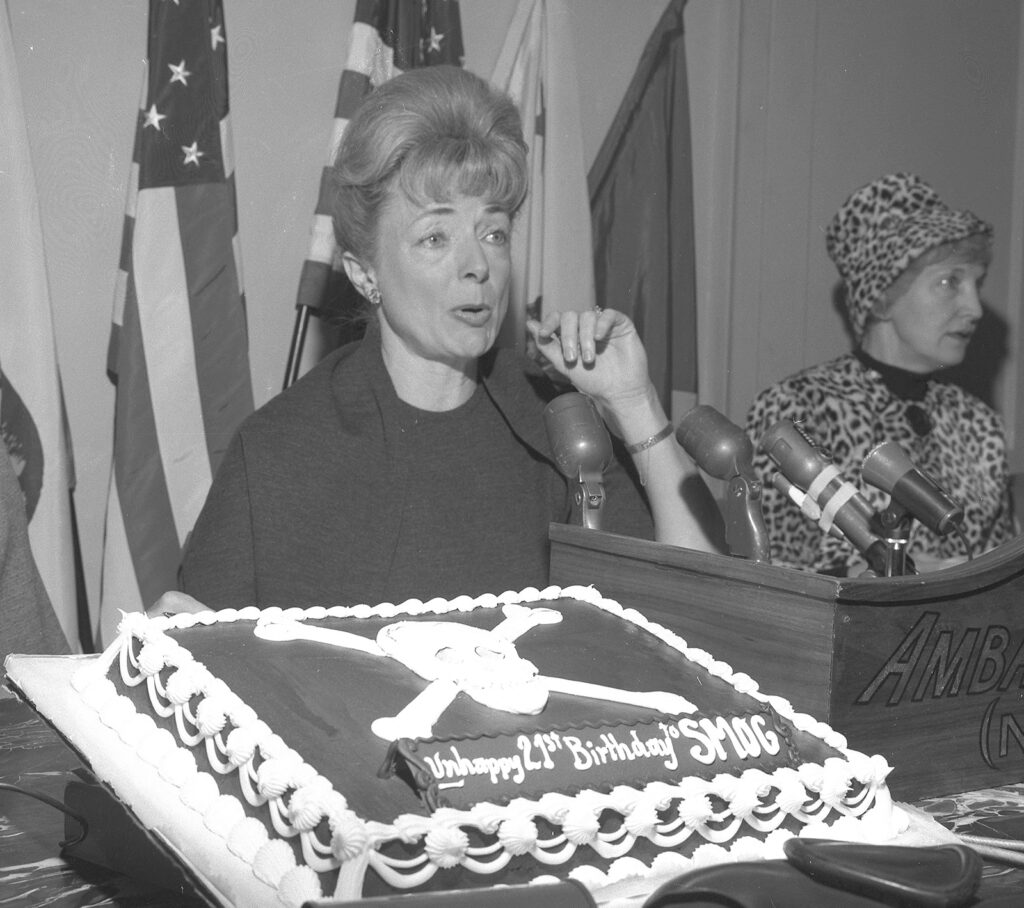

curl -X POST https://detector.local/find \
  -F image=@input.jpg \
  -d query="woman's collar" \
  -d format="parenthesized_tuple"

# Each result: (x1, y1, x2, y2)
(853, 348, 933, 401)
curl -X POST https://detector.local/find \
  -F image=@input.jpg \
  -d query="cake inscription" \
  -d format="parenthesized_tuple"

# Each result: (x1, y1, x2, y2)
(387, 708, 792, 810)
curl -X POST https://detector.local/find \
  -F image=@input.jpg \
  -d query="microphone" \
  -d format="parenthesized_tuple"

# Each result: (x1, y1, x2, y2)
(862, 441, 964, 535)
(543, 392, 613, 530)
(677, 405, 757, 483)
(760, 419, 889, 574)
(676, 405, 771, 562)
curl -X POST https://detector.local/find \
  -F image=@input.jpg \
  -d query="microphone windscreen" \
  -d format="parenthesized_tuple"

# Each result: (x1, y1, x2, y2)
(676, 405, 754, 481)
(863, 441, 964, 534)
(543, 392, 613, 479)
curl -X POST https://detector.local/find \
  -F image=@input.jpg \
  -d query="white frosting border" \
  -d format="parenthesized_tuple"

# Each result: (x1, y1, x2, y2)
(70, 585, 905, 907)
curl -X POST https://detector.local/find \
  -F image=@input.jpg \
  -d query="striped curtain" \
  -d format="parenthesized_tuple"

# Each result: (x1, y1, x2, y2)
(286, 0, 464, 386)
(98, 0, 253, 646)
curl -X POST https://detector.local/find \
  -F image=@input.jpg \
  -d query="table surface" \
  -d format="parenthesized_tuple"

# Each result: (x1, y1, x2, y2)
(3, 695, 1024, 907)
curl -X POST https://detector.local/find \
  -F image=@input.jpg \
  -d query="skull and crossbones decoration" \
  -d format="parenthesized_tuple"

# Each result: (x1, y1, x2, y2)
(254, 604, 695, 741)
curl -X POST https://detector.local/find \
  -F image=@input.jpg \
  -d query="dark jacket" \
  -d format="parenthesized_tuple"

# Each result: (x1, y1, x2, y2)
(180, 331, 653, 609)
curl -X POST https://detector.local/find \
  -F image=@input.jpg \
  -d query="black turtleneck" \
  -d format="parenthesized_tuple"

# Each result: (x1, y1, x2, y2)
(854, 348, 934, 435)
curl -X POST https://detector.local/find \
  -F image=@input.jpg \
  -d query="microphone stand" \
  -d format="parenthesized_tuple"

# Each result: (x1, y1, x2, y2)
(723, 472, 772, 563)
(876, 500, 917, 577)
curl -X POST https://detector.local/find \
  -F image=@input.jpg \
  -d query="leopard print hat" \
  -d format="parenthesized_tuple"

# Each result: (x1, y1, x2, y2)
(825, 173, 991, 343)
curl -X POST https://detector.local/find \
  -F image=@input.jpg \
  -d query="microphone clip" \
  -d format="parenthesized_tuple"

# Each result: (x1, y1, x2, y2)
(573, 472, 606, 530)
(875, 499, 915, 577)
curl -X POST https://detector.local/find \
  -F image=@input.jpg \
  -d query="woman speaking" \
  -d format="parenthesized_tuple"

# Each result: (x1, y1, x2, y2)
(171, 65, 719, 613)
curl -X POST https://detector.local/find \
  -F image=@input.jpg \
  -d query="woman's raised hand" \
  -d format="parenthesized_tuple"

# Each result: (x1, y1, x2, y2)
(526, 308, 652, 416)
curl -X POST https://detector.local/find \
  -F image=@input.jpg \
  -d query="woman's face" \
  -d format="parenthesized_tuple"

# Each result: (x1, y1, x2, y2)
(370, 189, 512, 369)
(880, 258, 985, 372)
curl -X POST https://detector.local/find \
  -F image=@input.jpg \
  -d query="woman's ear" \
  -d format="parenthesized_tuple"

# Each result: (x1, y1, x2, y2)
(341, 251, 378, 303)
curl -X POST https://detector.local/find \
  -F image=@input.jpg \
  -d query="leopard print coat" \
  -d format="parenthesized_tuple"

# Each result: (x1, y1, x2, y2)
(745, 354, 1014, 574)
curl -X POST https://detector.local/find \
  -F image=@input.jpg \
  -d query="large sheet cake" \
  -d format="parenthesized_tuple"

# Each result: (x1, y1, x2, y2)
(5, 584, 920, 906)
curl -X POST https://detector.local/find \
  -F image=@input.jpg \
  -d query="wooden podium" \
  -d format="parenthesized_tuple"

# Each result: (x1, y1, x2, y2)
(549, 523, 1024, 801)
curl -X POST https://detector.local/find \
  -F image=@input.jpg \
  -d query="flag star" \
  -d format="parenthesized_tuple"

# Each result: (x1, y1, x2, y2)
(211, 25, 225, 50)
(181, 142, 204, 166)
(427, 27, 444, 53)
(142, 103, 166, 130)
(169, 59, 191, 86)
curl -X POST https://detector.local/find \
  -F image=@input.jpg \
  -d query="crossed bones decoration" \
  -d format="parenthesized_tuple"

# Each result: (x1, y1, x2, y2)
(254, 604, 696, 741)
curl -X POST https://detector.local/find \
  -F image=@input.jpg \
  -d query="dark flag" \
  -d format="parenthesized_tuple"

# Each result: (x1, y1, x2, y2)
(286, 0, 464, 385)
(588, 0, 697, 410)
(100, 0, 254, 645)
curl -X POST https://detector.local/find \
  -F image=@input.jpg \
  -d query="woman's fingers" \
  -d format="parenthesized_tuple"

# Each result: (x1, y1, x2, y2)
(528, 307, 618, 368)
(577, 307, 604, 364)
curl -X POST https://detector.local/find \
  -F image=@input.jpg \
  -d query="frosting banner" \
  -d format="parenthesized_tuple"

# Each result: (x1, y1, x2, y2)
(383, 706, 797, 810)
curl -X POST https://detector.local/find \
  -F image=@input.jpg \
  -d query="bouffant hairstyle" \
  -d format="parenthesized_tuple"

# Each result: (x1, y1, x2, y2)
(330, 65, 528, 266)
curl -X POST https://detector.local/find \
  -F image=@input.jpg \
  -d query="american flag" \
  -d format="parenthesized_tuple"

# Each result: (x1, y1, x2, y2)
(491, 0, 597, 353)
(285, 0, 464, 387)
(99, 0, 253, 645)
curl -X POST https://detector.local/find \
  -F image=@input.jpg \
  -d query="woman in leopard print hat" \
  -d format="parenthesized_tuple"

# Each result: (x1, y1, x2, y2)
(746, 173, 1014, 575)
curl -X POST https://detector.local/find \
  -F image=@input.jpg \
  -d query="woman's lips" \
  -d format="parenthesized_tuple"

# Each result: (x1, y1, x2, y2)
(452, 304, 493, 327)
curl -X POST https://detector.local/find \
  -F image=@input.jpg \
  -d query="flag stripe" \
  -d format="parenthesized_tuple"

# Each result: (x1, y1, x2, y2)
(309, 212, 338, 263)
(335, 70, 371, 121)
(313, 167, 337, 220)
(101, 481, 145, 623)
(111, 268, 181, 609)
(295, 259, 334, 314)
(132, 187, 210, 541)
(178, 183, 251, 466)
(347, 21, 392, 81)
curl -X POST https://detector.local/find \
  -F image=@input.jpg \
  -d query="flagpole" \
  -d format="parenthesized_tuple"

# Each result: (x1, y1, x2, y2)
(283, 305, 312, 390)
